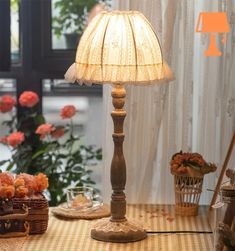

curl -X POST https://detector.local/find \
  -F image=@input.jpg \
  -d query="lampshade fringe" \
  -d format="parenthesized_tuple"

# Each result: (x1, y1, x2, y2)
(72, 61, 174, 85)
(64, 63, 77, 83)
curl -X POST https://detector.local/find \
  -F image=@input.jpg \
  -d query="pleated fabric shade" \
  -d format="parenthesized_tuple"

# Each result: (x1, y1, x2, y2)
(65, 10, 173, 85)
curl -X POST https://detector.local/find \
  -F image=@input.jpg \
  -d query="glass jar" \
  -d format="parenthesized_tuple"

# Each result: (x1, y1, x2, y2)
(213, 187, 235, 251)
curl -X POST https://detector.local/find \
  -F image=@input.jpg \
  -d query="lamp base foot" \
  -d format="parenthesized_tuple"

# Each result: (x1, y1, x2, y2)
(91, 218, 147, 243)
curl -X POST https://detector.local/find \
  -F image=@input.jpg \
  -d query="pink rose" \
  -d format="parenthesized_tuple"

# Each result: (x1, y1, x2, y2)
(0, 95, 16, 113)
(36, 123, 54, 139)
(60, 105, 76, 119)
(0, 136, 8, 145)
(19, 91, 39, 107)
(51, 127, 65, 139)
(7, 131, 25, 148)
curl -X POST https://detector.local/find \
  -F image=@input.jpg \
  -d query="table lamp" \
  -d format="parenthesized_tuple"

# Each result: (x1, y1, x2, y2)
(65, 10, 173, 243)
(196, 12, 230, 56)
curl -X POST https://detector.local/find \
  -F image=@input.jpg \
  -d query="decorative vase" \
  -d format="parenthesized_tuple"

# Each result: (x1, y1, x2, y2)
(174, 174, 204, 216)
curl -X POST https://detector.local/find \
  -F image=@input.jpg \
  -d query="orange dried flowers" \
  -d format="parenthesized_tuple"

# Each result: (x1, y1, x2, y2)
(0, 172, 48, 199)
(35, 173, 48, 193)
(170, 151, 217, 176)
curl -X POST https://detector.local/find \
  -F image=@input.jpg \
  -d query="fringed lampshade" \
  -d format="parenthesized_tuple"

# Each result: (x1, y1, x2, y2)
(65, 11, 173, 84)
(65, 10, 173, 243)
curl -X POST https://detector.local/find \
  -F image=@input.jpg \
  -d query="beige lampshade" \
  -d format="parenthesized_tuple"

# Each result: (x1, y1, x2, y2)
(65, 10, 173, 85)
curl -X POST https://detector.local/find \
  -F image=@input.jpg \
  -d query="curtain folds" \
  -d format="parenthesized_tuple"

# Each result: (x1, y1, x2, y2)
(102, 0, 194, 203)
(193, 0, 235, 203)
(102, 0, 235, 204)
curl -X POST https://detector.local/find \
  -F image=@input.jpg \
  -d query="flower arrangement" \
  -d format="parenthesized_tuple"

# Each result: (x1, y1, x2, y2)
(170, 151, 217, 177)
(0, 92, 101, 206)
(0, 172, 48, 199)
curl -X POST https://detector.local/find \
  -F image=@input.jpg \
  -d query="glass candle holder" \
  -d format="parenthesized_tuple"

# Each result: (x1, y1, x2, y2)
(213, 187, 235, 251)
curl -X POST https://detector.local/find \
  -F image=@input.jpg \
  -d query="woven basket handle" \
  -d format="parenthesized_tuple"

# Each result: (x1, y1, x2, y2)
(0, 204, 30, 238)
(0, 221, 30, 238)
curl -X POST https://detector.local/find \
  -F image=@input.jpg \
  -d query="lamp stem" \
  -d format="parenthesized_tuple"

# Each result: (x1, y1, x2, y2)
(91, 84, 146, 242)
(110, 84, 127, 222)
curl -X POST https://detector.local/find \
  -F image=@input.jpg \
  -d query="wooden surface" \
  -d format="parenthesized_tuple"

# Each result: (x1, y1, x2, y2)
(0, 204, 214, 251)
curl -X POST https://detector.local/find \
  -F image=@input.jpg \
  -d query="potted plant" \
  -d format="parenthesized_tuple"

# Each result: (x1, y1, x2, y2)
(170, 151, 217, 216)
(52, 0, 111, 49)
(0, 92, 102, 206)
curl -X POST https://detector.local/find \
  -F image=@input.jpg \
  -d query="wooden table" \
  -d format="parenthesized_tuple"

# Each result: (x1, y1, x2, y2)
(0, 205, 214, 251)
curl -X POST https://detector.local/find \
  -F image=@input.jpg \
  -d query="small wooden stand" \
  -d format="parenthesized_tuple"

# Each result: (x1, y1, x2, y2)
(91, 85, 146, 242)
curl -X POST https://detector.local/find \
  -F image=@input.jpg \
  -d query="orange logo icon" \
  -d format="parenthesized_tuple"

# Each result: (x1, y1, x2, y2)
(196, 12, 230, 57)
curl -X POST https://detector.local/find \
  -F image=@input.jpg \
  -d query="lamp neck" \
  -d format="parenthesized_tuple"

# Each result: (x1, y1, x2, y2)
(110, 84, 127, 222)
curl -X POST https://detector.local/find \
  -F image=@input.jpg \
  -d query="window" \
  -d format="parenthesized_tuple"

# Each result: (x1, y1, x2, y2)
(42, 79, 102, 147)
(51, 0, 112, 50)
(11, 0, 20, 63)
(0, 0, 110, 193)
(0, 79, 16, 167)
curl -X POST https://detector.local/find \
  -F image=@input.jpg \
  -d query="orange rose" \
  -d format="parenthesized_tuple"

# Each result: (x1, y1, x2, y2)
(0, 185, 15, 198)
(177, 166, 188, 175)
(16, 173, 36, 195)
(0, 95, 16, 113)
(15, 186, 29, 198)
(14, 177, 25, 187)
(60, 105, 76, 119)
(36, 124, 54, 139)
(0, 172, 14, 185)
(51, 127, 65, 139)
(19, 91, 39, 108)
(35, 173, 48, 193)
(7, 131, 25, 148)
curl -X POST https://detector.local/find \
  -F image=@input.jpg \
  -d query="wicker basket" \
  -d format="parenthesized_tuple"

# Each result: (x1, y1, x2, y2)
(0, 195, 48, 237)
(174, 175, 204, 216)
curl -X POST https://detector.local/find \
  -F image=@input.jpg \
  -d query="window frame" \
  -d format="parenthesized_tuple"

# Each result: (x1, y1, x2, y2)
(0, 0, 11, 72)
(0, 0, 102, 116)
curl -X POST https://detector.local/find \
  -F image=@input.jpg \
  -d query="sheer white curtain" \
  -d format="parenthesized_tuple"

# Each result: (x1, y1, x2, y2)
(193, 0, 235, 203)
(102, 0, 194, 203)
(102, 0, 235, 204)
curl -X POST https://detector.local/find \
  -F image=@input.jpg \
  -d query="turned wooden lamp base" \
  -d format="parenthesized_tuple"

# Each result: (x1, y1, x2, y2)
(91, 84, 146, 243)
(91, 218, 147, 243)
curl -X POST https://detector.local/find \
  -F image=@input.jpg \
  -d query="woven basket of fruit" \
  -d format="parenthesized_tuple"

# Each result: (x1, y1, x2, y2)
(0, 172, 49, 237)
(170, 151, 217, 216)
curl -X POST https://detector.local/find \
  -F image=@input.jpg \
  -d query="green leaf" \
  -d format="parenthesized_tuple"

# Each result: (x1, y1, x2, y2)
(32, 149, 46, 159)
(0, 160, 10, 166)
(34, 114, 46, 125)
(6, 162, 15, 171)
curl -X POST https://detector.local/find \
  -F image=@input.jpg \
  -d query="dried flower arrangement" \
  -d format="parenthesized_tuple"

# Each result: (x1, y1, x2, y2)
(0, 172, 48, 199)
(0, 172, 49, 235)
(170, 151, 217, 216)
(170, 151, 217, 177)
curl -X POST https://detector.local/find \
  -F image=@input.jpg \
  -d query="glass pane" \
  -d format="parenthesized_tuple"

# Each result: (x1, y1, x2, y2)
(42, 79, 102, 147)
(42, 79, 103, 189)
(51, 0, 112, 50)
(43, 79, 102, 95)
(11, 0, 20, 62)
(0, 78, 16, 94)
(0, 79, 17, 170)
